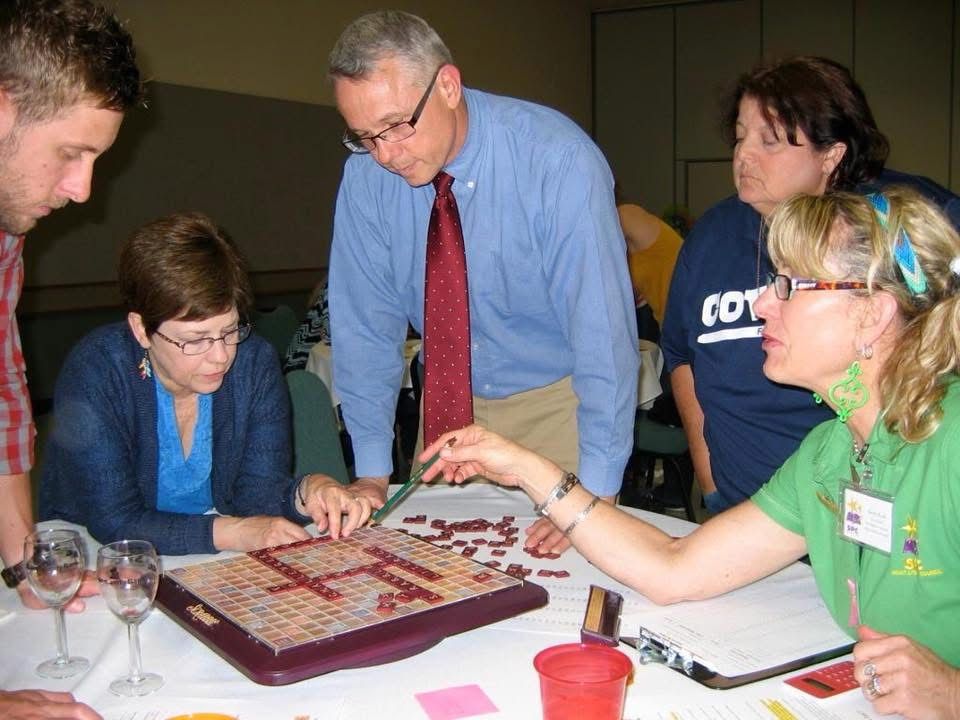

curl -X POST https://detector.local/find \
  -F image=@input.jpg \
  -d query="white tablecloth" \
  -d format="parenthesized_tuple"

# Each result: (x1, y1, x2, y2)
(307, 339, 663, 411)
(1, 484, 886, 720)
(637, 339, 663, 410)
(306, 340, 421, 408)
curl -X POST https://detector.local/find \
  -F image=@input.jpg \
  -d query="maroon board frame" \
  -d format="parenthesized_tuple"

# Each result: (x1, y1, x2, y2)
(156, 566, 548, 685)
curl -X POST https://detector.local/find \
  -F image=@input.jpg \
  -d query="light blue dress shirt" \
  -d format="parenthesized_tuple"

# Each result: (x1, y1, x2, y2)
(329, 88, 639, 496)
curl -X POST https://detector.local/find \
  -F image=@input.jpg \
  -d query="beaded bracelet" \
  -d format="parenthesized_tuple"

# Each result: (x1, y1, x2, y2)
(533, 472, 580, 517)
(562, 495, 601, 537)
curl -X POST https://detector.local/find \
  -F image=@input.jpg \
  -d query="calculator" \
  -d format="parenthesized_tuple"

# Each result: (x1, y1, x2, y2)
(784, 660, 859, 699)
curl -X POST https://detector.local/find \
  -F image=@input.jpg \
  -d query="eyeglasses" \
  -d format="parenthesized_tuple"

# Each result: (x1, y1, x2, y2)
(153, 323, 251, 356)
(341, 67, 442, 154)
(766, 273, 868, 301)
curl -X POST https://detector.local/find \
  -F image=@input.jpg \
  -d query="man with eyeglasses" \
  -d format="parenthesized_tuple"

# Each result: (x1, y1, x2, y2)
(0, 2, 141, 718)
(327, 10, 638, 552)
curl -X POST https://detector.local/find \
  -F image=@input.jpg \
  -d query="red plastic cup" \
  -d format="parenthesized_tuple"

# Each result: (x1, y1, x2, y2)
(534, 643, 632, 720)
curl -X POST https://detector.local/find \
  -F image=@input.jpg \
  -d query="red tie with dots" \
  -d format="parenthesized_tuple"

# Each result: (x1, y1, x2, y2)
(423, 171, 474, 445)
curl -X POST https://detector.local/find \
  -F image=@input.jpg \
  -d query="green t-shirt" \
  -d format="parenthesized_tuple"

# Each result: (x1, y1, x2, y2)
(753, 381, 960, 666)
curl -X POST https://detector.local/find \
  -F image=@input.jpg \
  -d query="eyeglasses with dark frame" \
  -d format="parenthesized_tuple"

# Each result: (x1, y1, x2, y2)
(153, 323, 252, 356)
(766, 272, 868, 301)
(341, 67, 443, 154)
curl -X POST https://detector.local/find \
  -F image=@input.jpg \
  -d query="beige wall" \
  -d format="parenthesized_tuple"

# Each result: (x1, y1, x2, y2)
(111, 0, 593, 127)
(24, 1, 594, 298)
(594, 0, 959, 217)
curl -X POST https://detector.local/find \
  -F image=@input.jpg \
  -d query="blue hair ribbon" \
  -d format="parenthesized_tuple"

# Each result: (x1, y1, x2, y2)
(867, 192, 927, 296)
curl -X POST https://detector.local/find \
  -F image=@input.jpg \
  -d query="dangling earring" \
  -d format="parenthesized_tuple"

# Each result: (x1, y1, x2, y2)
(813, 360, 868, 422)
(138, 350, 152, 380)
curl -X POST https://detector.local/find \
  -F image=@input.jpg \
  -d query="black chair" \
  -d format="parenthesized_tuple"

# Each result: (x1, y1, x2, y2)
(623, 409, 696, 522)
(393, 353, 422, 481)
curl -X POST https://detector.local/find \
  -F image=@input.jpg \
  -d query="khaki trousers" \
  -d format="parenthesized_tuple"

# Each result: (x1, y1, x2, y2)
(415, 375, 579, 475)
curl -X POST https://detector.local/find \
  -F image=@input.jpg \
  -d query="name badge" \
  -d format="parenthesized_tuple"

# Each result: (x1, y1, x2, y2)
(839, 484, 894, 554)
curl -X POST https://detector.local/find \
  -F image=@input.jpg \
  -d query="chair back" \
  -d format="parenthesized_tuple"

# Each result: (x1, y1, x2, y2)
(285, 370, 349, 484)
(253, 305, 300, 360)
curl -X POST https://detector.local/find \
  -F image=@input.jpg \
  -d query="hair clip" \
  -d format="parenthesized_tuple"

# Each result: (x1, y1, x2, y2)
(867, 192, 928, 296)
(950, 256, 960, 276)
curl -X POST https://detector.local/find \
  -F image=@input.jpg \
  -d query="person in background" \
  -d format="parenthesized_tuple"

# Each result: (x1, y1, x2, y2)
(328, 10, 638, 553)
(0, 2, 141, 717)
(40, 213, 377, 556)
(661, 56, 960, 514)
(425, 188, 960, 720)
(283, 276, 330, 373)
(616, 188, 683, 340)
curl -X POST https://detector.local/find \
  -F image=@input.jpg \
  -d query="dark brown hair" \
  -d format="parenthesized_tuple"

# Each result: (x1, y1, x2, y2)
(0, 0, 142, 125)
(721, 56, 889, 189)
(118, 212, 253, 336)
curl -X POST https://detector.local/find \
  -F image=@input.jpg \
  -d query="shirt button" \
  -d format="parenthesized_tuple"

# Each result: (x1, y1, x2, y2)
(466, 180, 475, 189)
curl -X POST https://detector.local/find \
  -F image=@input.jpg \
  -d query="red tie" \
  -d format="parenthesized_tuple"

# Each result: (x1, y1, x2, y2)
(423, 171, 473, 445)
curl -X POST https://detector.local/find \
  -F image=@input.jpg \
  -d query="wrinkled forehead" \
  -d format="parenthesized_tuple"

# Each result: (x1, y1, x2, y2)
(334, 60, 423, 130)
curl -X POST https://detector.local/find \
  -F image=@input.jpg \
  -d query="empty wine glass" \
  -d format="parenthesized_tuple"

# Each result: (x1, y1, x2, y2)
(23, 528, 90, 678)
(97, 539, 163, 696)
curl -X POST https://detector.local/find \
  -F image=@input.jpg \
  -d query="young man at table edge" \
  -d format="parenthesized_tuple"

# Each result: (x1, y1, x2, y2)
(0, 2, 141, 607)
(327, 11, 639, 552)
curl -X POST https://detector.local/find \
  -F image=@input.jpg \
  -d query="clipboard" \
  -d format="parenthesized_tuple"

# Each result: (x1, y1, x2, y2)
(580, 585, 854, 690)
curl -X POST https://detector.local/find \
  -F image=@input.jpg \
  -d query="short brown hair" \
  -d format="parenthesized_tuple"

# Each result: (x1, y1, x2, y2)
(721, 56, 889, 190)
(0, 0, 143, 125)
(118, 212, 253, 336)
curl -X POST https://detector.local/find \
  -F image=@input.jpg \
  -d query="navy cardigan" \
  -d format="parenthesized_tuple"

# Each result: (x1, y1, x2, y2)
(40, 322, 307, 555)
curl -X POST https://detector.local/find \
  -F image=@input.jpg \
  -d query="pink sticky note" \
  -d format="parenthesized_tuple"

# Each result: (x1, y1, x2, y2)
(414, 684, 499, 720)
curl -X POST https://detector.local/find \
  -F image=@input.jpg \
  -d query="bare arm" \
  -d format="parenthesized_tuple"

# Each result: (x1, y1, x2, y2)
(670, 365, 716, 497)
(0, 472, 31, 568)
(618, 204, 660, 254)
(422, 426, 807, 603)
(0, 473, 39, 607)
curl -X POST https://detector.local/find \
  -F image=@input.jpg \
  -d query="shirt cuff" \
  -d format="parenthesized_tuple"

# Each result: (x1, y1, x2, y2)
(351, 439, 395, 479)
(577, 453, 628, 498)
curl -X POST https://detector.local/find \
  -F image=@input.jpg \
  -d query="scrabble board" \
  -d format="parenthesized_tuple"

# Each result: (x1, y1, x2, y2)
(156, 523, 548, 685)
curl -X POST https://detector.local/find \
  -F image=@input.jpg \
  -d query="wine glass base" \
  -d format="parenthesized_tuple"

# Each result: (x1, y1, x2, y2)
(37, 655, 89, 679)
(109, 672, 164, 697)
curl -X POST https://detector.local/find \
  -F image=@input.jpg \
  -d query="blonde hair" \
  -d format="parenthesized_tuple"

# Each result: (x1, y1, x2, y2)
(766, 187, 960, 442)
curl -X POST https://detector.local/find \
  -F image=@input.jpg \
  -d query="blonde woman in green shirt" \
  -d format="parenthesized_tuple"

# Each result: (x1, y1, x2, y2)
(422, 187, 960, 720)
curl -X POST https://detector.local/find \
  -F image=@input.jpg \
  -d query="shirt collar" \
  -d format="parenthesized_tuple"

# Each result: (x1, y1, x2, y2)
(444, 88, 482, 193)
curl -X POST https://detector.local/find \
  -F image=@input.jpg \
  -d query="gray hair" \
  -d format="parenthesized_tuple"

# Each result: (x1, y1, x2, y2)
(328, 10, 453, 87)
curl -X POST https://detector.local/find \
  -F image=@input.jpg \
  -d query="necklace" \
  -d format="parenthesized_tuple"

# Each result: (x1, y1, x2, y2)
(754, 219, 766, 289)
(851, 440, 872, 486)
(853, 441, 869, 464)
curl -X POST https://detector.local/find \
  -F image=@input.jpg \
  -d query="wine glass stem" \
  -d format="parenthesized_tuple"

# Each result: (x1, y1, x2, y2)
(53, 606, 70, 665)
(127, 622, 144, 683)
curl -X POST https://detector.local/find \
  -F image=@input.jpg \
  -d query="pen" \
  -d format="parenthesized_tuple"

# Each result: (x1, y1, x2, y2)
(370, 437, 456, 524)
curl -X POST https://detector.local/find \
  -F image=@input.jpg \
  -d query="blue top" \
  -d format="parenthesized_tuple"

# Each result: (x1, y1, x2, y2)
(661, 169, 960, 509)
(39, 322, 309, 555)
(155, 380, 213, 514)
(329, 88, 639, 495)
